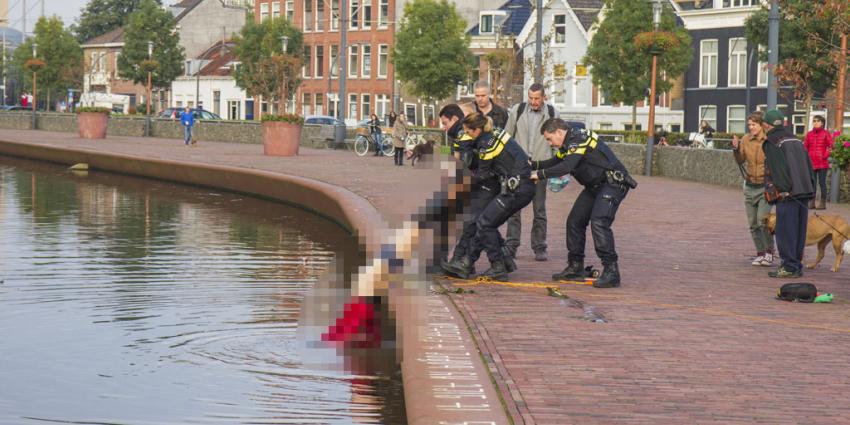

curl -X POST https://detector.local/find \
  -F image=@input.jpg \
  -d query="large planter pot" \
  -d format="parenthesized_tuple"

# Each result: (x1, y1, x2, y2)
(77, 112, 109, 139)
(262, 121, 302, 156)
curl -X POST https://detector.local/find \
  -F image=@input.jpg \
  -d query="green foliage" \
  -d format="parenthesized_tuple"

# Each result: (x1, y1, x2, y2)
(117, 0, 185, 89)
(72, 0, 155, 43)
(584, 0, 692, 107)
(12, 17, 83, 98)
(77, 106, 112, 114)
(830, 135, 850, 169)
(260, 113, 304, 125)
(393, 0, 472, 101)
(232, 15, 304, 103)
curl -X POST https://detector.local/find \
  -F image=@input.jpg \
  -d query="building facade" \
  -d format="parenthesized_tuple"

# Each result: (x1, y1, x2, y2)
(171, 41, 253, 119)
(81, 28, 155, 112)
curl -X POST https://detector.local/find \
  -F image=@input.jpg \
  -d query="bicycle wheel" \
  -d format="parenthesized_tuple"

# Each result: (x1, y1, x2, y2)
(405, 135, 419, 152)
(354, 136, 370, 156)
(381, 139, 395, 156)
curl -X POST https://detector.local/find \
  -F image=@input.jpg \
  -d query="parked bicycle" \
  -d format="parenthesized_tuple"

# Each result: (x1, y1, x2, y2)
(354, 128, 394, 156)
(404, 132, 427, 152)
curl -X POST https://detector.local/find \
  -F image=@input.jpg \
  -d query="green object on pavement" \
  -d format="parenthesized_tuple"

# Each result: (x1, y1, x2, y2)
(814, 293, 834, 303)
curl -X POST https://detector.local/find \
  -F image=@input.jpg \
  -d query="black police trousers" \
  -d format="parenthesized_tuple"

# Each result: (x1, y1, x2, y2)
(453, 178, 502, 260)
(567, 183, 628, 266)
(477, 179, 535, 263)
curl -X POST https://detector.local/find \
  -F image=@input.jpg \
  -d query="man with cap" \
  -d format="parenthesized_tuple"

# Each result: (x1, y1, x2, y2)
(761, 109, 815, 278)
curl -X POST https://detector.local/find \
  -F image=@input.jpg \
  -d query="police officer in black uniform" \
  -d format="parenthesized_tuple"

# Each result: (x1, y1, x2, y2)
(440, 105, 514, 279)
(455, 112, 534, 281)
(532, 118, 635, 288)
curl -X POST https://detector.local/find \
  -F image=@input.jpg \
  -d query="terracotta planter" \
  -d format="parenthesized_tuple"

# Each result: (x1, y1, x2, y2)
(262, 121, 302, 156)
(77, 112, 109, 139)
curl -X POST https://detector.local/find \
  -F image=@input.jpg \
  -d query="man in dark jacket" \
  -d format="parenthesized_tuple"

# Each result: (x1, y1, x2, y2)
(762, 109, 815, 278)
(472, 80, 509, 129)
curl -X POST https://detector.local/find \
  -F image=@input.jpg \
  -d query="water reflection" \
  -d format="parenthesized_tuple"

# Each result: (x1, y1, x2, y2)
(0, 157, 406, 424)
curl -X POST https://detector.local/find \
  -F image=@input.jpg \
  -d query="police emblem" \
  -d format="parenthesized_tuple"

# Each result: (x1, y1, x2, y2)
(568, 144, 578, 153)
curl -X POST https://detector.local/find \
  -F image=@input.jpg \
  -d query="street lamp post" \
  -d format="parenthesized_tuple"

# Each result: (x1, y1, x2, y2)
(643, 0, 662, 177)
(31, 42, 37, 129)
(146, 41, 153, 116)
(335, 0, 349, 146)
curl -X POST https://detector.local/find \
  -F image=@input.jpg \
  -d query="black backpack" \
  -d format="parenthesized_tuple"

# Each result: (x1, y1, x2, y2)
(515, 102, 555, 122)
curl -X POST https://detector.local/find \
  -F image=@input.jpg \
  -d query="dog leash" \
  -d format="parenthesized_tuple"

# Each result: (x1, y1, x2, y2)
(787, 196, 850, 241)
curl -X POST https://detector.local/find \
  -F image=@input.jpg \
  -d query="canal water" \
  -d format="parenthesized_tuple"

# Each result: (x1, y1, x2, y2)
(0, 157, 406, 424)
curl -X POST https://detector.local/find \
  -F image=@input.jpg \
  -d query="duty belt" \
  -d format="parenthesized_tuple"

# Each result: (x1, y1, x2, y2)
(605, 170, 638, 189)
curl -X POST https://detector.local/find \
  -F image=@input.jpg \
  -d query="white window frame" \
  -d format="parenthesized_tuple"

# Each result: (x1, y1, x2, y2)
(362, 0, 371, 29)
(553, 14, 566, 45)
(698, 105, 717, 130)
(260, 1, 270, 21)
(330, 44, 339, 78)
(114, 52, 121, 78)
(303, 45, 312, 78)
(757, 46, 768, 87)
(404, 103, 417, 126)
(792, 114, 807, 135)
(348, 45, 359, 78)
(378, 0, 389, 28)
(699, 39, 718, 88)
(349, 0, 359, 30)
(376, 94, 389, 120)
(331, 0, 339, 30)
(271, 1, 280, 18)
(348, 93, 358, 119)
(728, 0, 757, 7)
(378, 44, 388, 78)
(727, 105, 746, 134)
(361, 44, 371, 78)
(302, 92, 312, 116)
(285, 0, 294, 21)
(728, 38, 747, 87)
(227, 99, 241, 120)
(303, 0, 313, 31)
(315, 45, 324, 77)
(361, 94, 371, 120)
(479, 13, 495, 34)
(315, 0, 324, 30)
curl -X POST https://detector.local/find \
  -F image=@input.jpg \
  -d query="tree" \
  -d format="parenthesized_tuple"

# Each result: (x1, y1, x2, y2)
(232, 15, 304, 116)
(12, 16, 83, 110)
(117, 0, 184, 90)
(72, 0, 156, 43)
(584, 0, 692, 128)
(393, 0, 472, 102)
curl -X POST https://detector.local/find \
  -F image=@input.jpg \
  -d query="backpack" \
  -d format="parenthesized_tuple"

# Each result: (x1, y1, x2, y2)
(515, 102, 555, 122)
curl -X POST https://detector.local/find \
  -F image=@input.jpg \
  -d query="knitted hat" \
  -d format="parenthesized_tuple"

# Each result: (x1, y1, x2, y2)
(764, 109, 784, 127)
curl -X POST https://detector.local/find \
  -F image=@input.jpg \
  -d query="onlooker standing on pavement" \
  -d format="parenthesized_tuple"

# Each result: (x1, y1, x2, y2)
(504, 83, 559, 261)
(731, 111, 775, 267)
(369, 113, 384, 157)
(392, 113, 408, 166)
(388, 111, 398, 128)
(180, 106, 195, 146)
(803, 115, 833, 210)
(472, 80, 509, 130)
(762, 109, 815, 278)
(699, 120, 715, 148)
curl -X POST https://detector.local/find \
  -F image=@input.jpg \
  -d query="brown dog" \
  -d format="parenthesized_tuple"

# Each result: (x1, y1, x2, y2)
(765, 212, 850, 272)
(409, 140, 435, 166)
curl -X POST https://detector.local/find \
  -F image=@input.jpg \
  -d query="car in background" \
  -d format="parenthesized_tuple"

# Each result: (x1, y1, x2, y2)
(1, 105, 30, 111)
(157, 108, 222, 120)
(565, 120, 586, 130)
(304, 115, 343, 126)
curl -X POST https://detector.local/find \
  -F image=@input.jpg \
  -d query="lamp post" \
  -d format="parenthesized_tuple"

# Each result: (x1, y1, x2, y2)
(334, 0, 349, 146)
(281, 35, 289, 53)
(643, 0, 662, 177)
(31, 42, 37, 128)
(146, 41, 153, 116)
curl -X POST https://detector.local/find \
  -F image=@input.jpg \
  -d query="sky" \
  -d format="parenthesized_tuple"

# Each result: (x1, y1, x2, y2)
(6, 0, 178, 34)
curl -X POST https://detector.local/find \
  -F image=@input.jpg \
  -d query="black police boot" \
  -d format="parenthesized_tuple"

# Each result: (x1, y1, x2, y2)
(504, 256, 517, 273)
(481, 260, 509, 282)
(593, 263, 621, 288)
(442, 256, 475, 279)
(552, 260, 584, 281)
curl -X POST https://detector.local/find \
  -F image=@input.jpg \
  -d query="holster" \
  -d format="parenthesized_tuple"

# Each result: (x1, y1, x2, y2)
(606, 170, 637, 189)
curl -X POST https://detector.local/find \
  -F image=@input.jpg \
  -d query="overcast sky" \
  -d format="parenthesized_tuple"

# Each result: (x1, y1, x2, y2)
(7, 0, 178, 34)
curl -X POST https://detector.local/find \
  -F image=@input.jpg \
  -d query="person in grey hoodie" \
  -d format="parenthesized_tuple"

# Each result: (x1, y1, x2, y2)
(503, 83, 559, 261)
(761, 109, 814, 278)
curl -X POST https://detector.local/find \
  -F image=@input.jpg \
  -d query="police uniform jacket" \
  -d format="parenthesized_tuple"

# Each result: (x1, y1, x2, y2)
(471, 130, 531, 184)
(533, 129, 627, 187)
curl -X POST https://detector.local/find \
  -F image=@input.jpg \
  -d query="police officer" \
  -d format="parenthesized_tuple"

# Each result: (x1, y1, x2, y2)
(532, 118, 635, 288)
(455, 112, 534, 281)
(440, 105, 514, 279)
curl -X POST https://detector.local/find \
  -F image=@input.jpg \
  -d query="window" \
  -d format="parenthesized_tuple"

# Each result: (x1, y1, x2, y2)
(350, 0, 359, 29)
(228, 100, 241, 120)
(316, 0, 324, 30)
(378, 44, 388, 77)
(700, 39, 718, 87)
(363, 0, 371, 29)
(304, 0, 313, 31)
(724, 0, 756, 6)
(698, 105, 717, 130)
(303, 45, 312, 78)
(303, 93, 312, 116)
(599, 122, 613, 130)
(285, 0, 294, 21)
(349, 45, 358, 78)
(114, 52, 121, 78)
(361, 94, 371, 120)
(423, 104, 435, 126)
(315, 45, 324, 77)
(330, 44, 339, 78)
(727, 105, 746, 133)
(331, 0, 339, 30)
(480, 14, 494, 34)
(599, 89, 612, 106)
(272, 1, 280, 18)
(792, 114, 806, 135)
(260, 1, 269, 21)
(361, 45, 371, 78)
(376, 94, 389, 121)
(728, 38, 747, 87)
(573, 78, 588, 107)
(328, 94, 339, 118)
(624, 123, 642, 131)
(314, 93, 324, 115)
(213, 90, 221, 115)
(348, 93, 358, 119)
(405, 103, 416, 125)
(757, 46, 768, 87)
(379, 0, 388, 27)
(671, 124, 681, 133)
(554, 14, 566, 44)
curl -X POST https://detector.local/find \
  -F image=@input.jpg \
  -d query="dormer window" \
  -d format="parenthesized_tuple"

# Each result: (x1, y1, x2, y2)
(479, 11, 506, 35)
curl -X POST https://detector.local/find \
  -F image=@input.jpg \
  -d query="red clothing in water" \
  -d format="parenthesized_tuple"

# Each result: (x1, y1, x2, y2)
(804, 127, 833, 170)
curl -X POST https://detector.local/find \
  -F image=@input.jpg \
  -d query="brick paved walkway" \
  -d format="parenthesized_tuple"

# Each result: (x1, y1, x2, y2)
(3, 130, 850, 424)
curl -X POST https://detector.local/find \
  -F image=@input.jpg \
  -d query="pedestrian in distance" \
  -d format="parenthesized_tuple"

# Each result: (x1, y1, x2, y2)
(387, 111, 398, 128)
(472, 80, 509, 130)
(803, 115, 833, 210)
(369, 113, 384, 157)
(532, 118, 636, 288)
(180, 106, 195, 146)
(761, 109, 815, 278)
(731, 111, 775, 267)
(699, 119, 715, 148)
(391, 113, 408, 166)
(504, 82, 560, 262)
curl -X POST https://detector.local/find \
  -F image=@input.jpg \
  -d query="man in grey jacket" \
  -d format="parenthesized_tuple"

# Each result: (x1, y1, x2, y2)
(504, 83, 560, 261)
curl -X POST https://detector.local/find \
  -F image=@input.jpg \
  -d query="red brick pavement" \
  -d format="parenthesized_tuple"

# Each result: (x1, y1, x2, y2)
(4, 130, 850, 424)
